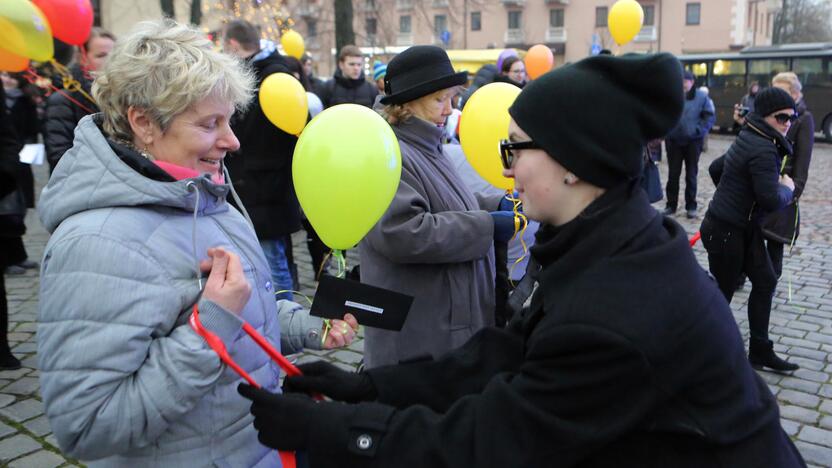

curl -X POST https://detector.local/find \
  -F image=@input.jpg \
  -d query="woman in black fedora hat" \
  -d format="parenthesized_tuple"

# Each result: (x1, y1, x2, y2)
(353, 45, 517, 370)
(239, 52, 805, 468)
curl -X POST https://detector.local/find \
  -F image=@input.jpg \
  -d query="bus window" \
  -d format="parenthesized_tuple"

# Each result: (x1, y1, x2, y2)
(710, 59, 746, 90)
(793, 58, 832, 89)
(748, 59, 790, 88)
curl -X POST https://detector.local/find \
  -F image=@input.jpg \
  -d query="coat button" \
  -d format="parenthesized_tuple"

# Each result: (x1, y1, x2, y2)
(356, 434, 373, 450)
(265, 281, 272, 292)
(308, 329, 319, 341)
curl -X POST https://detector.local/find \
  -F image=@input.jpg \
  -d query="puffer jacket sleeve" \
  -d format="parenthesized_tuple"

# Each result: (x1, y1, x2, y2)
(44, 93, 80, 170)
(749, 147, 793, 212)
(277, 299, 324, 353)
(37, 234, 243, 460)
(790, 112, 814, 199)
(363, 155, 494, 265)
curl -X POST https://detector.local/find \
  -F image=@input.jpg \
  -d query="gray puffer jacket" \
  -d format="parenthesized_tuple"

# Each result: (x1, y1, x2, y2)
(37, 115, 322, 467)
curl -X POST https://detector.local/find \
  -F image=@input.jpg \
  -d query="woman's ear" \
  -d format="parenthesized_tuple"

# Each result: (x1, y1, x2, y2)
(126, 106, 154, 146)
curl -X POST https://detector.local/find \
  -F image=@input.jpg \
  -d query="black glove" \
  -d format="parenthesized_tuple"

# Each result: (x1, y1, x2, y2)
(238, 384, 315, 451)
(283, 360, 378, 403)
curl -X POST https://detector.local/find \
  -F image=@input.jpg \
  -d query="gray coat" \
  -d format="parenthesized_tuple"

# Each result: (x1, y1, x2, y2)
(359, 117, 497, 368)
(37, 116, 321, 467)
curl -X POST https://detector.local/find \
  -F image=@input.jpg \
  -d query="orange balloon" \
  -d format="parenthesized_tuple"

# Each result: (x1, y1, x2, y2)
(0, 47, 29, 72)
(524, 44, 554, 80)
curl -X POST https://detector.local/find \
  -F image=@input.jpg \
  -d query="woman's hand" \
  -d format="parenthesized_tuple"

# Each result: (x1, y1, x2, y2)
(200, 247, 251, 315)
(780, 174, 795, 191)
(322, 313, 359, 349)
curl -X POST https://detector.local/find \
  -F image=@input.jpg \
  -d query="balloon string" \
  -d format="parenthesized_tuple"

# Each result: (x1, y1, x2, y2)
(273, 290, 313, 306)
(49, 59, 97, 106)
(332, 249, 347, 279)
(506, 189, 529, 287)
(23, 67, 96, 115)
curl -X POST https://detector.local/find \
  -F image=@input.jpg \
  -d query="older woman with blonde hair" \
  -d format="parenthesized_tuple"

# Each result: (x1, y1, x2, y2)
(37, 19, 356, 466)
(763, 71, 814, 277)
(352, 45, 516, 369)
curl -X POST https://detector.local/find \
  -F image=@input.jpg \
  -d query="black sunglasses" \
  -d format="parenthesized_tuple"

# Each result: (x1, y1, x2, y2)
(499, 139, 540, 169)
(773, 112, 798, 124)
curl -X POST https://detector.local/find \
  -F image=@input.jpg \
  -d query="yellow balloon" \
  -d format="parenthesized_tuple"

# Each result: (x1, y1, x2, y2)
(0, 0, 53, 61)
(608, 0, 644, 46)
(281, 30, 305, 59)
(459, 83, 520, 190)
(293, 104, 402, 250)
(259, 73, 308, 136)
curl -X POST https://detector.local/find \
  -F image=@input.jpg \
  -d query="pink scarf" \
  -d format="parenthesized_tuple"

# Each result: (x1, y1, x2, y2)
(153, 160, 225, 184)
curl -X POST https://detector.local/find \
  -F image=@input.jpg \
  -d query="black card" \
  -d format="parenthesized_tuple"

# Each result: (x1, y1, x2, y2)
(310, 275, 413, 331)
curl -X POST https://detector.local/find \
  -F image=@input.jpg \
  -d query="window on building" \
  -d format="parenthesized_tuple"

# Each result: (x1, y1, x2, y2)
(643, 5, 655, 26)
(508, 10, 522, 30)
(471, 11, 481, 31)
(550, 8, 564, 28)
(435, 14, 447, 35)
(306, 18, 317, 38)
(400, 15, 411, 33)
(686, 3, 700, 25)
(366, 0, 376, 10)
(366, 17, 377, 35)
(595, 7, 608, 27)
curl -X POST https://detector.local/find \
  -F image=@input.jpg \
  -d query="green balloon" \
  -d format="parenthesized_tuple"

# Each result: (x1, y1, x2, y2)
(293, 104, 402, 250)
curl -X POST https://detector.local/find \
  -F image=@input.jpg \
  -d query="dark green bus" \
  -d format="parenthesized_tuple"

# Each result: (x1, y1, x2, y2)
(679, 43, 832, 140)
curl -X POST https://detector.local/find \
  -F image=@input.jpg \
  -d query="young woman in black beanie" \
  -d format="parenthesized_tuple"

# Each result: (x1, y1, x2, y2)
(239, 54, 806, 468)
(702, 86, 799, 372)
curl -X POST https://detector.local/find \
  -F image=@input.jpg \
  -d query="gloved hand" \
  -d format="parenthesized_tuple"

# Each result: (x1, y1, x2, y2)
(239, 383, 354, 452)
(283, 360, 378, 403)
(491, 211, 517, 243)
(498, 191, 522, 212)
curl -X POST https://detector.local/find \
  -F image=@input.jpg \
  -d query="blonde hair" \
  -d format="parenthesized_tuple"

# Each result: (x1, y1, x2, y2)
(380, 86, 464, 126)
(772, 72, 802, 95)
(93, 19, 255, 142)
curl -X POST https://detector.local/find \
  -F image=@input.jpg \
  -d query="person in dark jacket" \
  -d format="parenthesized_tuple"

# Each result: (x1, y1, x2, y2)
(702, 86, 798, 372)
(493, 55, 526, 88)
(318, 45, 377, 109)
(238, 53, 805, 468)
(222, 20, 302, 301)
(301, 53, 325, 98)
(458, 62, 498, 109)
(44, 27, 115, 173)
(664, 69, 715, 219)
(764, 72, 814, 277)
(0, 85, 24, 369)
(1, 72, 40, 274)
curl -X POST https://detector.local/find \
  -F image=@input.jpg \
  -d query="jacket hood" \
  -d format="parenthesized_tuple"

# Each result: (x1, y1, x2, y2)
(39, 114, 232, 233)
(333, 68, 368, 88)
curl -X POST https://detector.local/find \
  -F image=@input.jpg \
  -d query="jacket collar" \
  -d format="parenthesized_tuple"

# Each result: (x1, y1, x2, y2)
(333, 68, 368, 88)
(745, 113, 793, 156)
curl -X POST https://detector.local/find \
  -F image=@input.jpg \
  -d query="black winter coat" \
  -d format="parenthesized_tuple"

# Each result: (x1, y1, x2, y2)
(318, 69, 378, 109)
(226, 51, 302, 240)
(44, 64, 98, 172)
(308, 184, 805, 468)
(0, 87, 25, 265)
(761, 99, 814, 243)
(707, 113, 793, 229)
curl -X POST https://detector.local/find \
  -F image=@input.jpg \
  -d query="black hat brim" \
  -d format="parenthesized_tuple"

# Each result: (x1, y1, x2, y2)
(380, 71, 468, 105)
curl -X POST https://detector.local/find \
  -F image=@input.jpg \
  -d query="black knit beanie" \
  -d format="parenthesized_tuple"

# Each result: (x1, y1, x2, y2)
(508, 53, 685, 188)
(753, 87, 795, 117)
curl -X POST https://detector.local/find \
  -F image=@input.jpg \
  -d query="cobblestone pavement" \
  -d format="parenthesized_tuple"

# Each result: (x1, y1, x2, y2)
(3, 134, 832, 466)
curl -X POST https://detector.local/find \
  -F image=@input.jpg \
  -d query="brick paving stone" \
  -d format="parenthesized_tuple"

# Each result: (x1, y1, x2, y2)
(780, 405, 821, 424)
(7, 450, 66, 468)
(0, 399, 44, 422)
(23, 415, 52, 437)
(791, 357, 827, 372)
(790, 347, 829, 362)
(793, 322, 823, 332)
(808, 333, 832, 346)
(2, 377, 41, 395)
(782, 337, 823, 350)
(794, 369, 831, 384)
(778, 389, 822, 409)
(782, 418, 801, 437)
(821, 400, 832, 415)
(795, 440, 832, 467)
(0, 394, 16, 409)
(0, 421, 17, 439)
(801, 427, 832, 449)
(772, 326, 808, 339)
(0, 434, 41, 462)
(780, 377, 822, 394)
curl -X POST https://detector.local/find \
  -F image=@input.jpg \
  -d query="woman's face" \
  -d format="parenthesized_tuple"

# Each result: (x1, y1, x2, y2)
(750, 84, 759, 94)
(406, 87, 457, 126)
(501, 119, 569, 225)
(139, 95, 240, 180)
(507, 61, 526, 83)
(82, 36, 115, 72)
(764, 107, 796, 136)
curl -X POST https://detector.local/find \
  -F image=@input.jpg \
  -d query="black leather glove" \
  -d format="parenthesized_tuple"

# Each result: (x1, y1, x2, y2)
(283, 360, 378, 403)
(238, 384, 315, 451)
